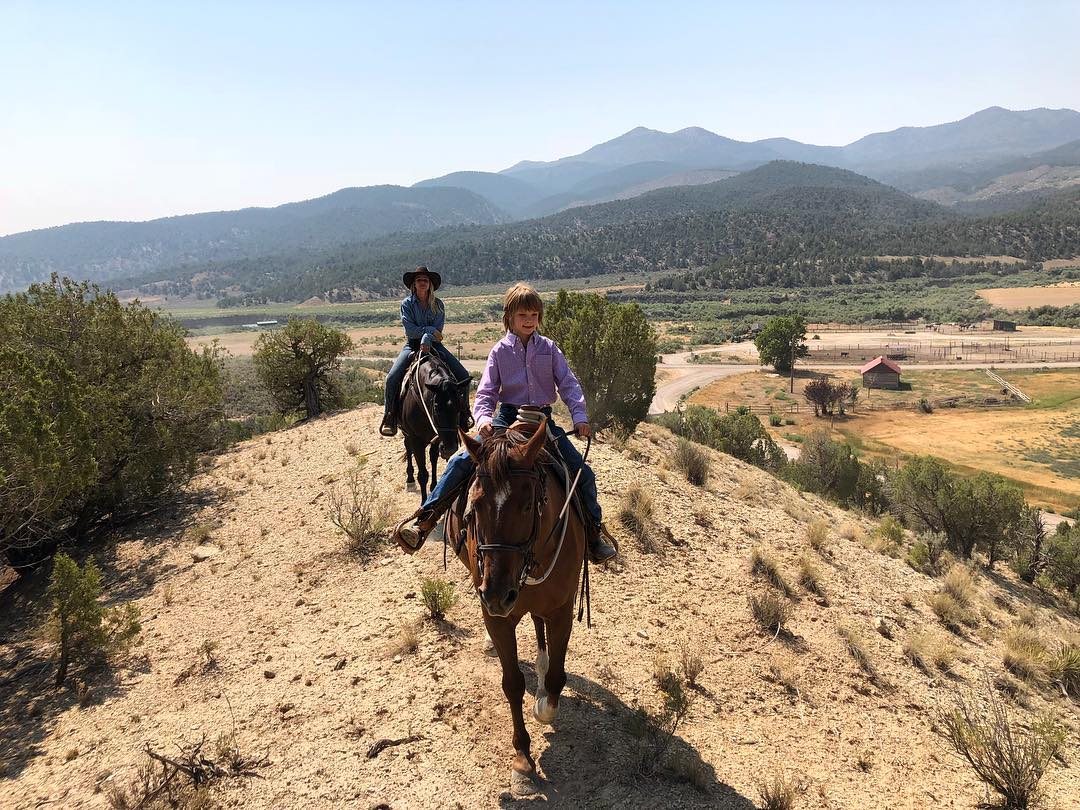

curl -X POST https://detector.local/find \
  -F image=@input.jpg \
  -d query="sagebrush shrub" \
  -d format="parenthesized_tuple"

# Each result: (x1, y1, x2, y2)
(939, 688, 1065, 809)
(421, 578, 457, 620)
(328, 469, 392, 556)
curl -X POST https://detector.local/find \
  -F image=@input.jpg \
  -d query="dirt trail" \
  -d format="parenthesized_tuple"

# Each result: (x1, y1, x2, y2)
(2, 406, 1078, 808)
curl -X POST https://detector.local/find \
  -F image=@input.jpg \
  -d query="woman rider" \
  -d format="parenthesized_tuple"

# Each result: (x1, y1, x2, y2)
(379, 266, 471, 437)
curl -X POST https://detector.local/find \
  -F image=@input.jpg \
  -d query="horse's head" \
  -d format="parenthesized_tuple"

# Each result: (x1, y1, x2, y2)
(422, 361, 466, 460)
(462, 423, 548, 617)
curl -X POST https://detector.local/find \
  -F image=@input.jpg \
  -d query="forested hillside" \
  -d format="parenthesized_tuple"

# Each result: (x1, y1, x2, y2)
(0, 186, 505, 292)
(121, 162, 1080, 306)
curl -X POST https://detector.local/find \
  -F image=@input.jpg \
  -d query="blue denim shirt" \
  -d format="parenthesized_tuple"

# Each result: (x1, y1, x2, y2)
(400, 295, 445, 347)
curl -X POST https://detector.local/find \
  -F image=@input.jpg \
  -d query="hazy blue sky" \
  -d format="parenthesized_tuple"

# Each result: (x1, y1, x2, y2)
(3, 1, 1079, 235)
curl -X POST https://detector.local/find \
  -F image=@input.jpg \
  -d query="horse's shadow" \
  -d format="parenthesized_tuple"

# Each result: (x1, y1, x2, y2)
(497, 662, 755, 809)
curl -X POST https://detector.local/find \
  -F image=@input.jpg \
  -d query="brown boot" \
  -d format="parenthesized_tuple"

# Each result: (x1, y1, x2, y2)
(392, 509, 440, 554)
(587, 522, 618, 563)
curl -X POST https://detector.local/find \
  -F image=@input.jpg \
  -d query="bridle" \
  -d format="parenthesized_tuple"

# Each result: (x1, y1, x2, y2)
(473, 466, 549, 591)
(460, 427, 594, 625)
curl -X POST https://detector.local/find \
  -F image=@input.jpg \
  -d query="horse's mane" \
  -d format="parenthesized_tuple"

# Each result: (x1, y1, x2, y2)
(476, 430, 535, 488)
(417, 353, 454, 387)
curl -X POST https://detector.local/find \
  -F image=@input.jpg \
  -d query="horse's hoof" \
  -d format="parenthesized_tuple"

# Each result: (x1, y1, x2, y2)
(533, 695, 557, 725)
(406, 481, 418, 493)
(482, 632, 497, 657)
(510, 768, 539, 797)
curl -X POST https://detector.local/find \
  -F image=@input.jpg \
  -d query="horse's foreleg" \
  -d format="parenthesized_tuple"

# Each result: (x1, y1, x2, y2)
(416, 447, 430, 504)
(485, 613, 534, 787)
(429, 441, 440, 490)
(533, 606, 572, 726)
(404, 439, 416, 492)
(532, 615, 548, 702)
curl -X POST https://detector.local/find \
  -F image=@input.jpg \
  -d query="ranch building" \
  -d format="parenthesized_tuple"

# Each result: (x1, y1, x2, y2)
(860, 356, 902, 390)
(992, 319, 1017, 332)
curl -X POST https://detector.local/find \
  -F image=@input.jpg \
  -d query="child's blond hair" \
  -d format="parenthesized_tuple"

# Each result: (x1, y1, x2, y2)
(502, 283, 544, 332)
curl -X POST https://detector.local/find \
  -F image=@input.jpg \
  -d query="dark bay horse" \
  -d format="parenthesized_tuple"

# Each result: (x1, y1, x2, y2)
(449, 419, 586, 794)
(399, 352, 468, 502)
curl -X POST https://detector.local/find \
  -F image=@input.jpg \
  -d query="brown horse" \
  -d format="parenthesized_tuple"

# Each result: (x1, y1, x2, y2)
(448, 418, 586, 793)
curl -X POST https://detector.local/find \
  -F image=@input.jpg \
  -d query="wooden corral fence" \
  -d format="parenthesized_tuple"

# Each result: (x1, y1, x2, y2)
(720, 402, 802, 415)
(718, 396, 1022, 416)
(809, 339, 1080, 364)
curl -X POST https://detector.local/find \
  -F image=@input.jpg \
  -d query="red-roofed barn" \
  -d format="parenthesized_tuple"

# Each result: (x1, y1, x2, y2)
(861, 356, 902, 390)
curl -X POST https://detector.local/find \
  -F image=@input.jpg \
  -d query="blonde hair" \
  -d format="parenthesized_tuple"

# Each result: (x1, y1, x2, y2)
(410, 281, 444, 315)
(502, 283, 544, 332)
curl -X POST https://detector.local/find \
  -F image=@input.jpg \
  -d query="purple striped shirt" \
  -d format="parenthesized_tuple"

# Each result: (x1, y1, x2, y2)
(473, 331, 588, 427)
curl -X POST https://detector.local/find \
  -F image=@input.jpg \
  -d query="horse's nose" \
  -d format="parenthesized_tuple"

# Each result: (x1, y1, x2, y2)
(478, 584, 518, 617)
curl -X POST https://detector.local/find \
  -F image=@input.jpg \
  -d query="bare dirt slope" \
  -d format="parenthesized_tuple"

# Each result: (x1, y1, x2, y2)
(2, 405, 1078, 809)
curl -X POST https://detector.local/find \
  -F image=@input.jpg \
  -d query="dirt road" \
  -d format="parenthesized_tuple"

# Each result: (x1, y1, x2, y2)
(648, 352, 1080, 415)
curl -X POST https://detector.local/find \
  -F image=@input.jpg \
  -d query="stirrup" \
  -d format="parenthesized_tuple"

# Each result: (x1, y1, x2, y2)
(392, 509, 439, 555)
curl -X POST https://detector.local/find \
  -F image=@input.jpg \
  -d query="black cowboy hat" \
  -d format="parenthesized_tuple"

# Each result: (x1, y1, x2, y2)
(402, 266, 442, 291)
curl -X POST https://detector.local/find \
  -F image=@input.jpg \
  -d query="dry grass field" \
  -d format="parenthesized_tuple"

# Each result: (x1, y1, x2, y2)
(691, 369, 1080, 512)
(978, 282, 1080, 309)
(189, 321, 504, 359)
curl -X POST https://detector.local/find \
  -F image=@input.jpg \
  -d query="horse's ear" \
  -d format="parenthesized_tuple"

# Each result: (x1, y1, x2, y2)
(519, 418, 548, 466)
(462, 429, 483, 462)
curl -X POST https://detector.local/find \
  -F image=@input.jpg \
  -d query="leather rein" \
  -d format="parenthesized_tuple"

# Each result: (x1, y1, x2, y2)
(467, 429, 591, 594)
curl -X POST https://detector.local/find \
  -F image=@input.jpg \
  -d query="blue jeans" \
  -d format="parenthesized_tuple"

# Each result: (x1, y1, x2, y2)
(384, 343, 470, 413)
(421, 404, 603, 525)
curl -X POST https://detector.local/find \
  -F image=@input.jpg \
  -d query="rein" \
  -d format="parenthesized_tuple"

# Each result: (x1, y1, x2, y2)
(411, 354, 459, 448)
(468, 427, 594, 625)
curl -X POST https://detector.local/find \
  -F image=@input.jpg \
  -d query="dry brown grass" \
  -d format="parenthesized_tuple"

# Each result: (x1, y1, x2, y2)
(1016, 605, 1039, 628)
(903, 630, 956, 674)
(839, 625, 879, 683)
(929, 592, 978, 633)
(797, 554, 824, 596)
(750, 548, 793, 596)
(757, 772, 804, 810)
(943, 564, 978, 605)
(979, 283, 1080, 309)
(1002, 625, 1048, 683)
(388, 620, 420, 658)
(676, 640, 705, 688)
(749, 589, 792, 635)
(673, 439, 710, 486)
(765, 662, 802, 702)
(619, 484, 658, 553)
(805, 519, 829, 554)
(839, 523, 864, 543)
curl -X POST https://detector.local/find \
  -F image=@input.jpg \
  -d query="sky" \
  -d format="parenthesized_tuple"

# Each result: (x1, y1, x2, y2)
(2, 1, 1079, 235)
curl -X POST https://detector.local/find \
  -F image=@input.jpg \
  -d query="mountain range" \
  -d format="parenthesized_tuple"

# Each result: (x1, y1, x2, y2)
(4, 105, 1080, 294)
